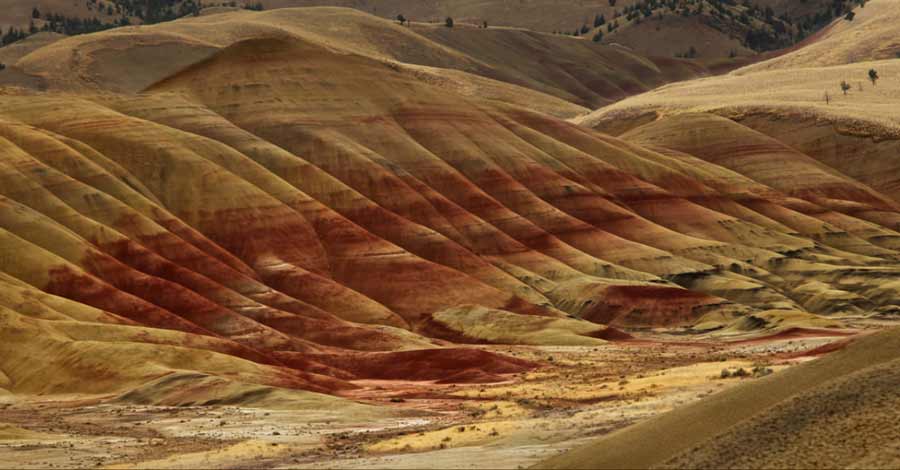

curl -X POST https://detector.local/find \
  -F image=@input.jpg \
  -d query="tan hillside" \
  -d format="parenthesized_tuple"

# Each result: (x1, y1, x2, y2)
(576, 0, 900, 130)
(593, 12, 755, 60)
(260, 0, 636, 34)
(538, 327, 900, 469)
(574, 2, 900, 221)
(0, 7, 715, 112)
(0, 0, 119, 31)
(738, 0, 900, 72)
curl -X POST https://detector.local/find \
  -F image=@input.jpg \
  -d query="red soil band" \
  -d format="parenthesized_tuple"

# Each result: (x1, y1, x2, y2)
(777, 338, 852, 359)
(727, 327, 857, 346)
(582, 285, 722, 327)
(301, 348, 536, 383)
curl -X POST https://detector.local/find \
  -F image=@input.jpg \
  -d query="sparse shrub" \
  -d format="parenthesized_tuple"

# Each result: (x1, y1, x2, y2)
(720, 368, 732, 379)
(396, 14, 406, 25)
(841, 80, 851, 95)
(844, 11, 855, 21)
(733, 367, 749, 377)
(869, 68, 879, 86)
(445, 17, 454, 28)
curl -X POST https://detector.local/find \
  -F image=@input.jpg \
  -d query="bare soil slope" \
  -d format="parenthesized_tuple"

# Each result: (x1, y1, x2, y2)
(538, 328, 900, 469)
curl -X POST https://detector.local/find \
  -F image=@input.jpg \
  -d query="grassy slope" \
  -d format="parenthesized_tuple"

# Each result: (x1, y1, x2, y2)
(0, 7, 710, 112)
(577, 0, 900, 129)
(575, 0, 900, 211)
(738, 0, 900, 71)
(537, 328, 900, 469)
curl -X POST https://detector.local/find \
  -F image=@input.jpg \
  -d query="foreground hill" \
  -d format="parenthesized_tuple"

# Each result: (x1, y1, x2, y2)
(538, 327, 900, 469)
(0, 7, 898, 407)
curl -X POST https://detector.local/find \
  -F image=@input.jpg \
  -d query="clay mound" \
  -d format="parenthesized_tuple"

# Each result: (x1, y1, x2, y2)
(421, 305, 618, 346)
(114, 372, 377, 410)
(581, 285, 726, 327)
(538, 328, 900, 469)
(434, 369, 506, 385)
(293, 348, 535, 382)
(0, 423, 50, 441)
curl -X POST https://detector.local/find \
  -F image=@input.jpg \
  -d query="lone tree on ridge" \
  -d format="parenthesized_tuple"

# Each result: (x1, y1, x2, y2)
(869, 68, 879, 86)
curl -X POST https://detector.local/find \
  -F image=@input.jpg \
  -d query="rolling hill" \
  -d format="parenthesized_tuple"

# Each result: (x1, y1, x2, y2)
(0, 6, 898, 407)
(1, 0, 852, 66)
(0, 7, 712, 111)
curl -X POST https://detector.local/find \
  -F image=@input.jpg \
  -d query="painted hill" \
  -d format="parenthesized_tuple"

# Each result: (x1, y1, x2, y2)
(537, 327, 900, 469)
(0, 6, 898, 407)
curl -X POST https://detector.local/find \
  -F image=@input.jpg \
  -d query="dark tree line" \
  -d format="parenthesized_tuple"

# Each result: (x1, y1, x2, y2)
(554, 0, 864, 54)
(1, 1, 269, 48)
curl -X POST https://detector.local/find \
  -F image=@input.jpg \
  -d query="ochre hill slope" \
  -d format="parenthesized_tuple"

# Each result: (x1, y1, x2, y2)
(574, 0, 900, 220)
(537, 327, 900, 469)
(0, 7, 899, 404)
(737, 0, 900, 72)
(0, 7, 709, 112)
